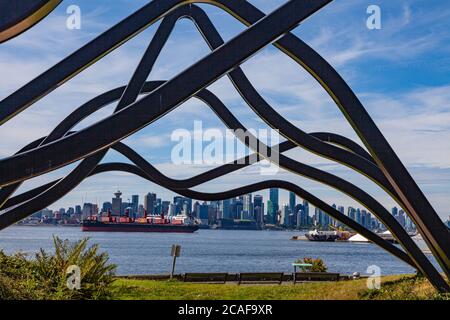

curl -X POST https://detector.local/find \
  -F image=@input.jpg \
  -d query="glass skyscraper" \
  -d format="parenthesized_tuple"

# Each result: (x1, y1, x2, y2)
(268, 188, 279, 224)
(253, 195, 263, 223)
(220, 199, 232, 219)
(289, 191, 296, 213)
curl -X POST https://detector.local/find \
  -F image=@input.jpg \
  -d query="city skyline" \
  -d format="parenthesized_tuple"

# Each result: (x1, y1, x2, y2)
(33, 187, 434, 232)
(39, 187, 450, 223)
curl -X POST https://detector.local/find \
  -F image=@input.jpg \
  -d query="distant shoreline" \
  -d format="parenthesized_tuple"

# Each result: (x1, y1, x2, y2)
(14, 223, 80, 228)
(13, 224, 302, 232)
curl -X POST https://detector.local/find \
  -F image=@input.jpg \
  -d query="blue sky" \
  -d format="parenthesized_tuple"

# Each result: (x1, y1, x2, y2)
(0, 0, 449, 221)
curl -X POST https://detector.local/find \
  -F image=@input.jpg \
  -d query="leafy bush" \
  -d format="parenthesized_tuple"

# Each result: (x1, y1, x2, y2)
(0, 274, 31, 300)
(0, 251, 39, 299)
(359, 275, 450, 300)
(0, 236, 116, 300)
(295, 257, 328, 273)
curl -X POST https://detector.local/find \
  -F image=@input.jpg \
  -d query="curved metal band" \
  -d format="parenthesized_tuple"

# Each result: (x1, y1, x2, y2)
(0, 0, 448, 289)
(0, 0, 61, 43)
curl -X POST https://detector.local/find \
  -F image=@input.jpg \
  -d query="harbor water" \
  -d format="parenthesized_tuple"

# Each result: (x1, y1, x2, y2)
(0, 225, 430, 276)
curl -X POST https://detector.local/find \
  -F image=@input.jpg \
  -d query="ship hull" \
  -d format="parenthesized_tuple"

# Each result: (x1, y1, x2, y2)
(305, 234, 339, 242)
(82, 221, 199, 233)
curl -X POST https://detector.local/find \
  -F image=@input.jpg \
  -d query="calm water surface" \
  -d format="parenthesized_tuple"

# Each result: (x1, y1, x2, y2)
(0, 226, 423, 276)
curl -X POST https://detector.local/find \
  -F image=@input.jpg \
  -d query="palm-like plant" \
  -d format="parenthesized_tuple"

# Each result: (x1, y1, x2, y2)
(33, 236, 116, 299)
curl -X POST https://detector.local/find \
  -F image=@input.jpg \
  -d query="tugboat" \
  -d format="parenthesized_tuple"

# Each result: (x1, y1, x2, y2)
(305, 229, 340, 242)
(82, 210, 199, 233)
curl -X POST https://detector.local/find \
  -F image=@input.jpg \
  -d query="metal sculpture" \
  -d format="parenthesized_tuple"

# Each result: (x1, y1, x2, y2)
(0, 0, 448, 292)
(0, 0, 61, 43)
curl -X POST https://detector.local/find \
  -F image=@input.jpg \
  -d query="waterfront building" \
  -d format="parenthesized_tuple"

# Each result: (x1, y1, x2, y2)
(145, 192, 157, 215)
(243, 194, 253, 219)
(392, 206, 398, 217)
(314, 207, 329, 228)
(296, 209, 303, 229)
(396, 209, 406, 229)
(282, 204, 290, 226)
(131, 195, 139, 215)
(193, 201, 200, 218)
(138, 204, 145, 217)
(53, 211, 61, 220)
(323, 211, 330, 228)
(42, 208, 53, 219)
(82, 203, 98, 217)
(269, 188, 279, 209)
(66, 207, 75, 217)
(254, 206, 263, 227)
(154, 198, 162, 215)
(303, 200, 309, 219)
(173, 196, 184, 215)
(356, 208, 361, 225)
(102, 201, 112, 213)
(184, 197, 193, 214)
(209, 201, 221, 221)
(287, 213, 295, 227)
(220, 199, 232, 219)
(405, 214, 415, 232)
(253, 195, 263, 220)
(234, 198, 243, 220)
(112, 190, 122, 216)
(266, 200, 274, 224)
(229, 198, 236, 219)
(161, 200, 170, 215)
(300, 206, 309, 227)
(330, 204, 337, 227)
(198, 202, 209, 224)
(366, 211, 373, 230)
(292, 203, 302, 225)
(289, 192, 296, 213)
(361, 209, 367, 229)
(32, 209, 43, 219)
(348, 207, 356, 221)
(267, 188, 279, 224)
(335, 205, 345, 227)
(121, 200, 132, 215)
(172, 196, 192, 215)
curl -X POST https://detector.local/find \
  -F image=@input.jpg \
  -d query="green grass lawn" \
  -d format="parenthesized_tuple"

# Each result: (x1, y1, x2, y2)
(112, 275, 449, 300)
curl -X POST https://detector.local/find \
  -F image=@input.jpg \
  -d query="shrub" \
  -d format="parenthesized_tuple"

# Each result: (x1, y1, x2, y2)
(295, 257, 328, 273)
(0, 251, 41, 299)
(359, 275, 450, 300)
(0, 236, 116, 300)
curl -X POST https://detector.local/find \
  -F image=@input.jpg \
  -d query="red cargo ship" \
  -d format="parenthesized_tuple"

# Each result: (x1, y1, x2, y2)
(82, 212, 199, 233)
